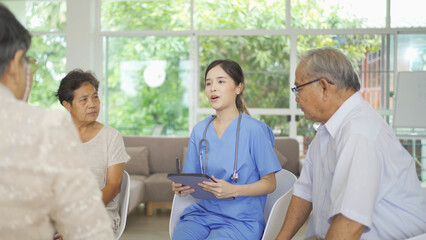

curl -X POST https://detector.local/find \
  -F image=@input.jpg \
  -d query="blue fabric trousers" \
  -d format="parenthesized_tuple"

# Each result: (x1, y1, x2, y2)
(172, 213, 262, 240)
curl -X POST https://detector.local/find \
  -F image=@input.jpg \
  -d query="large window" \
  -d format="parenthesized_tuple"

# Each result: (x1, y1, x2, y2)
(104, 36, 190, 136)
(198, 35, 290, 109)
(5, 0, 426, 181)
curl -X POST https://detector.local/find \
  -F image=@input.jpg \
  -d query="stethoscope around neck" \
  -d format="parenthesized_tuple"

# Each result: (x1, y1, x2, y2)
(198, 114, 242, 183)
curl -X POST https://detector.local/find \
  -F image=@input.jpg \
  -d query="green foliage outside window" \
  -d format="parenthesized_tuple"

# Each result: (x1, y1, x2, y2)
(19, 0, 383, 137)
(101, 0, 190, 31)
(11, 1, 67, 109)
(292, 0, 366, 29)
(194, 0, 286, 30)
(101, 0, 382, 136)
(104, 37, 190, 136)
(28, 35, 66, 109)
(25, 1, 66, 32)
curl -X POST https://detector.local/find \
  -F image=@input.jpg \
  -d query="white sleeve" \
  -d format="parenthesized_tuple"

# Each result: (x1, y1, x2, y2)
(327, 134, 382, 229)
(107, 127, 130, 167)
(293, 148, 313, 202)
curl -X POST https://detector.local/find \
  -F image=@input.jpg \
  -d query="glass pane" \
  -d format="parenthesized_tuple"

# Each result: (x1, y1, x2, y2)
(296, 115, 318, 156)
(398, 138, 426, 182)
(258, 115, 290, 137)
(397, 34, 426, 71)
(199, 35, 290, 108)
(297, 34, 394, 110)
(101, 0, 190, 31)
(28, 35, 66, 109)
(195, 0, 285, 30)
(104, 36, 190, 136)
(291, 0, 385, 29)
(2, 1, 66, 32)
(391, 0, 426, 27)
(395, 34, 426, 182)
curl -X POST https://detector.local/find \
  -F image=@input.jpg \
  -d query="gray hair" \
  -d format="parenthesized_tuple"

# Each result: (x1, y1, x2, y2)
(299, 47, 360, 91)
(0, 3, 32, 78)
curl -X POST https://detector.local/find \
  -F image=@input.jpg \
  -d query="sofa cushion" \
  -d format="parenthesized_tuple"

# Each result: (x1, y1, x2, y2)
(125, 146, 150, 176)
(144, 173, 174, 202)
(274, 137, 300, 176)
(123, 137, 189, 173)
(274, 147, 288, 168)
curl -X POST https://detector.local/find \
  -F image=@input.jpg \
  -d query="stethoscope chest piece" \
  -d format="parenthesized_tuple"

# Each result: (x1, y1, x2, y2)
(231, 172, 238, 183)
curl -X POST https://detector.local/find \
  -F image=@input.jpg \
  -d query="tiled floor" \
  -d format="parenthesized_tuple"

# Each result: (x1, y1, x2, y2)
(120, 204, 307, 240)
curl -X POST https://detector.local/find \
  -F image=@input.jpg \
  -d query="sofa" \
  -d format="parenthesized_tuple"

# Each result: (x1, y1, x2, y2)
(123, 136, 300, 216)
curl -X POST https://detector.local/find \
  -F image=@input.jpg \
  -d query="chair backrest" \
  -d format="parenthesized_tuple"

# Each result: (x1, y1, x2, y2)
(115, 170, 131, 240)
(264, 169, 297, 220)
(169, 194, 198, 239)
(262, 169, 297, 240)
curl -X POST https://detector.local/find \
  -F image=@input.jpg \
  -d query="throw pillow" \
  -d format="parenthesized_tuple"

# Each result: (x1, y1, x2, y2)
(125, 146, 150, 176)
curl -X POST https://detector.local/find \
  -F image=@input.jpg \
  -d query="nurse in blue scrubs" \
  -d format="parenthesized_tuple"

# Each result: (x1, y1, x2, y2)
(171, 59, 282, 239)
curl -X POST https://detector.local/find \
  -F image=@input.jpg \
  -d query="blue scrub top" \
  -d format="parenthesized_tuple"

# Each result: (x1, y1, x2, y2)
(182, 113, 282, 230)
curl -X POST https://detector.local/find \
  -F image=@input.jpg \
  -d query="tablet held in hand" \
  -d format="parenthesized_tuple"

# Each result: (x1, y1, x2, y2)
(167, 173, 234, 200)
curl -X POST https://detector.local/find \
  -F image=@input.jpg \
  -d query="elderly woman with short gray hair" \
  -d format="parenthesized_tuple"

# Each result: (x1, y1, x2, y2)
(55, 69, 129, 238)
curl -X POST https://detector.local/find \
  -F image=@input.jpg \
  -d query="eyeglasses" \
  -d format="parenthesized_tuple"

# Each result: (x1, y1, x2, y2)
(291, 78, 334, 98)
(25, 56, 38, 74)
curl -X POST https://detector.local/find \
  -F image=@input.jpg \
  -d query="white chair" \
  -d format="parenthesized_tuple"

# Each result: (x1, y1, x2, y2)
(168, 169, 297, 239)
(261, 169, 297, 240)
(169, 194, 198, 239)
(115, 170, 131, 240)
(263, 169, 297, 221)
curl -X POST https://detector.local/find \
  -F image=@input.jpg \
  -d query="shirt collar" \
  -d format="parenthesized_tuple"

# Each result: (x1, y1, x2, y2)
(324, 91, 363, 138)
(0, 83, 15, 100)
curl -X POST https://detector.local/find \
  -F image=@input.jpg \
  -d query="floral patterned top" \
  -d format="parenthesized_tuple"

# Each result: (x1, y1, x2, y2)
(0, 84, 114, 240)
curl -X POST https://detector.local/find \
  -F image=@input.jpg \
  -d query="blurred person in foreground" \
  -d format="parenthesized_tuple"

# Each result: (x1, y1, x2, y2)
(0, 3, 114, 239)
(276, 47, 426, 240)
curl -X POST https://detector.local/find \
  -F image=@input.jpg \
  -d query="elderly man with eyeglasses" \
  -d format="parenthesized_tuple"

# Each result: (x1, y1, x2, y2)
(276, 48, 426, 240)
(0, 3, 114, 239)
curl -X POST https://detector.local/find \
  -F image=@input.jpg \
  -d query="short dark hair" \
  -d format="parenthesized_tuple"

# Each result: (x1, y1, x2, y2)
(56, 69, 100, 105)
(0, 3, 32, 78)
